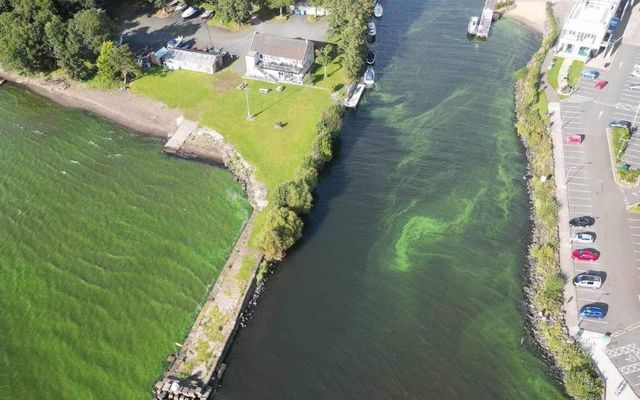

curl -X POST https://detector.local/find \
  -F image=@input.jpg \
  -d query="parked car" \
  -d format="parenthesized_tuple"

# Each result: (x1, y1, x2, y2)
(581, 70, 600, 79)
(569, 216, 595, 227)
(573, 273, 602, 289)
(632, 69, 640, 78)
(570, 231, 596, 244)
(630, 84, 640, 92)
(181, 6, 197, 18)
(565, 134, 583, 144)
(572, 248, 600, 262)
(609, 120, 632, 129)
(579, 304, 607, 319)
(595, 79, 608, 89)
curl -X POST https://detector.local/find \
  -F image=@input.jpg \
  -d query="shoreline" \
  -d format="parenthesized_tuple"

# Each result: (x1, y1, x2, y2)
(0, 70, 180, 138)
(504, 0, 547, 34)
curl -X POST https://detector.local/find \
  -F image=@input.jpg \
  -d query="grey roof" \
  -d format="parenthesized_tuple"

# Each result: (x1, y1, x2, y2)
(250, 33, 310, 61)
(166, 48, 220, 63)
(622, 134, 640, 169)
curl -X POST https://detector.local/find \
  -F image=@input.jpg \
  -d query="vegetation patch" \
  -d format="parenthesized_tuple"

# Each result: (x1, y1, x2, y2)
(567, 60, 585, 88)
(546, 57, 563, 92)
(236, 256, 256, 282)
(514, 3, 603, 399)
(610, 127, 640, 185)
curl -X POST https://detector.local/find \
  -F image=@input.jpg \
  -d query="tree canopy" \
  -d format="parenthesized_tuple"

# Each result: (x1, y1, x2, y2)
(327, 0, 373, 82)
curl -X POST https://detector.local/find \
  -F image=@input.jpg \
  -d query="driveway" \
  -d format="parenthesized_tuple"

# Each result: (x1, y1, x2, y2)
(119, 10, 329, 74)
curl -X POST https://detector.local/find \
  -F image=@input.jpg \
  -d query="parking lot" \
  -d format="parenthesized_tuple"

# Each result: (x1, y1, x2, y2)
(556, 41, 640, 395)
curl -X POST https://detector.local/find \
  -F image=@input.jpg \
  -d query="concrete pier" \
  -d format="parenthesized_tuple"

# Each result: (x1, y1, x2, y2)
(164, 119, 199, 154)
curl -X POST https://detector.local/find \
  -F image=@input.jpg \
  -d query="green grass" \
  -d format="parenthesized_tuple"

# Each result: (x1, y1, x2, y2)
(311, 57, 347, 92)
(236, 256, 256, 282)
(546, 57, 562, 92)
(132, 69, 334, 192)
(610, 127, 640, 185)
(567, 60, 585, 88)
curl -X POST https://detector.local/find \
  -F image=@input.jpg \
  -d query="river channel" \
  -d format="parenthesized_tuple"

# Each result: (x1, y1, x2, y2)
(217, 0, 564, 399)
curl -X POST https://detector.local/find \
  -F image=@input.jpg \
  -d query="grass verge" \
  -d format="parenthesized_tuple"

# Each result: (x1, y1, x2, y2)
(567, 60, 585, 88)
(546, 57, 562, 92)
(610, 127, 640, 185)
(514, 3, 603, 400)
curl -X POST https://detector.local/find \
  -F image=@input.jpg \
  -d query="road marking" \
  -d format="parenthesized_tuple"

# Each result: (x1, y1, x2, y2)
(569, 189, 591, 193)
(599, 110, 604, 119)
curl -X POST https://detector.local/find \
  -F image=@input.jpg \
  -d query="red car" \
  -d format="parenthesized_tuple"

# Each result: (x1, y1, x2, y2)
(595, 80, 608, 89)
(572, 248, 600, 262)
(565, 134, 584, 144)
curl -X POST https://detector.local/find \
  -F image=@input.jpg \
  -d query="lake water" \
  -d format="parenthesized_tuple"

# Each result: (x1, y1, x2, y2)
(217, 0, 565, 399)
(0, 85, 250, 398)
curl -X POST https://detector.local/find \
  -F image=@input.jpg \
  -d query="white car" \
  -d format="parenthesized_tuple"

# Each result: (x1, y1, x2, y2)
(573, 273, 602, 289)
(570, 231, 596, 244)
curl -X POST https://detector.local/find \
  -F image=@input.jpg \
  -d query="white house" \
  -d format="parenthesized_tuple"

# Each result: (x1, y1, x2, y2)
(245, 32, 315, 84)
(153, 47, 223, 74)
(557, 0, 627, 61)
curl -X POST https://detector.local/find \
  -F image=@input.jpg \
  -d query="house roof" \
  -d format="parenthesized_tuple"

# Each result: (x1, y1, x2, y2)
(249, 33, 310, 61)
(166, 48, 220, 64)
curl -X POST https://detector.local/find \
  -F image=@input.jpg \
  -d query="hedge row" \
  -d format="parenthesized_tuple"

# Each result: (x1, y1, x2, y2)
(257, 104, 344, 261)
(515, 4, 603, 400)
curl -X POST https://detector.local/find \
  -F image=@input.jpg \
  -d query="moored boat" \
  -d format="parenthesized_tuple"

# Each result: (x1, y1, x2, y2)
(467, 16, 479, 36)
(366, 51, 376, 65)
(181, 6, 197, 18)
(367, 21, 376, 36)
(374, 2, 383, 18)
(363, 66, 375, 86)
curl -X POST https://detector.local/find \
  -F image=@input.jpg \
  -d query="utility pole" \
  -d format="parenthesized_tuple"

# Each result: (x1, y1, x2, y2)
(244, 84, 254, 121)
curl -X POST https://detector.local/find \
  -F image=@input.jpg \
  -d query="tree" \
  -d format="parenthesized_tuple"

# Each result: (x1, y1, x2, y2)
(95, 41, 140, 85)
(96, 40, 117, 80)
(274, 180, 313, 214)
(315, 44, 334, 79)
(217, 0, 252, 24)
(268, 0, 290, 17)
(259, 207, 303, 261)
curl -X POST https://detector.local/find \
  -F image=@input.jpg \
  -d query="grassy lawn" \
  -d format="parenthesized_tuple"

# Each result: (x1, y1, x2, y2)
(630, 203, 640, 213)
(310, 56, 346, 92)
(546, 57, 562, 92)
(536, 89, 549, 121)
(567, 60, 585, 88)
(236, 256, 255, 282)
(610, 127, 640, 184)
(132, 69, 334, 192)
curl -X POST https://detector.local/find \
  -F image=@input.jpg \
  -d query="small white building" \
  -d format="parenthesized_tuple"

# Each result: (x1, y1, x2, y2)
(153, 47, 223, 74)
(290, 1, 330, 16)
(245, 32, 314, 84)
(557, 0, 625, 61)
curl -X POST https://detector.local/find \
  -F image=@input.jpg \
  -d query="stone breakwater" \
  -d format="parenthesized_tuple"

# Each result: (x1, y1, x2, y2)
(153, 123, 267, 399)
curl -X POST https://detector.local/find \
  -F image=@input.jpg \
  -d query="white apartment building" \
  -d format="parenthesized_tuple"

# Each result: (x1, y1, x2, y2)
(557, 0, 625, 61)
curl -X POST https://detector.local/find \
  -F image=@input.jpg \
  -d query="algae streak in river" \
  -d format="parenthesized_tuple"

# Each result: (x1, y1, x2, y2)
(0, 85, 251, 399)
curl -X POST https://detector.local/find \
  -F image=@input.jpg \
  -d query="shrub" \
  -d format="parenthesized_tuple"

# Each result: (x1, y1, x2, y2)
(564, 368, 603, 400)
(258, 207, 303, 261)
(274, 180, 314, 214)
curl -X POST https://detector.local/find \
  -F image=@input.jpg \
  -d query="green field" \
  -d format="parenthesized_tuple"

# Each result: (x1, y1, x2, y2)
(132, 69, 334, 192)
(567, 60, 585, 88)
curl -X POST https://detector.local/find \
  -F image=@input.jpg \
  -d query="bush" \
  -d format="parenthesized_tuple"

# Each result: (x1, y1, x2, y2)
(564, 368, 604, 400)
(258, 207, 303, 261)
(274, 180, 314, 214)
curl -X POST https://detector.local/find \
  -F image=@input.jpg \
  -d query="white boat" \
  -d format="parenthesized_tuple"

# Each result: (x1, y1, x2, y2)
(181, 6, 197, 18)
(200, 9, 213, 19)
(363, 66, 375, 85)
(342, 83, 366, 108)
(174, 2, 187, 11)
(167, 35, 183, 48)
(374, 2, 383, 18)
(367, 22, 376, 36)
(467, 16, 479, 35)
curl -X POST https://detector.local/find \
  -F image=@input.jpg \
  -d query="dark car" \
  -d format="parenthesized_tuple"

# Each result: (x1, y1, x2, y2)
(570, 216, 595, 227)
(579, 304, 607, 319)
(609, 120, 632, 129)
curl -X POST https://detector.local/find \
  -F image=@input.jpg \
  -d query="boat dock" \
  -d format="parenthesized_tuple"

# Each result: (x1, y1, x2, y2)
(163, 119, 198, 154)
(474, 0, 496, 39)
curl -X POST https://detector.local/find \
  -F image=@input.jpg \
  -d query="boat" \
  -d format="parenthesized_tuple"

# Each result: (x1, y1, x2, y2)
(374, 2, 383, 18)
(467, 16, 479, 36)
(366, 51, 376, 65)
(167, 35, 183, 48)
(342, 83, 366, 108)
(0, 79, 5, 86)
(174, 2, 187, 11)
(200, 9, 213, 19)
(363, 66, 375, 86)
(181, 6, 197, 18)
(367, 22, 376, 36)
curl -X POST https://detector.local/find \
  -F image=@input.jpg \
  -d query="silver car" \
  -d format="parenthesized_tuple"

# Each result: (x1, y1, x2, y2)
(570, 231, 596, 244)
(573, 274, 602, 289)
(630, 84, 640, 91)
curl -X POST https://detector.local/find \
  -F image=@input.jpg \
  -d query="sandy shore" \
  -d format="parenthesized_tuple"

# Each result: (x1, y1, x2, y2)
(504, 0, 547, 34)
(0, 70, 180, 138)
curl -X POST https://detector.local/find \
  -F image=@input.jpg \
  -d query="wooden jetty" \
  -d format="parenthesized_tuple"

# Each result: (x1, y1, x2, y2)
(472, 0, 496, 39)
